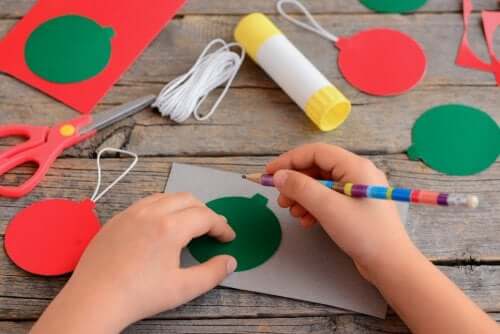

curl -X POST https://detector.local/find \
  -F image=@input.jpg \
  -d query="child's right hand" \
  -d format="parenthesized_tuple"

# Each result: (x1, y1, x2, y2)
(266, 143, 415, 282)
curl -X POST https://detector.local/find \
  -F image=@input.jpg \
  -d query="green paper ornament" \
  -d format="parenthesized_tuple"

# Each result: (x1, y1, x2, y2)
(359, 0, 427, 13)
(407, 104, 500, 176)
(188, 194, 282, 272)
(25, 15, 114, 83)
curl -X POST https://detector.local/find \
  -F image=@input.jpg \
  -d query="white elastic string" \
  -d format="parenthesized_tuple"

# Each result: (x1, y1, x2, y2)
(276, 0, 339, 43)
(90, 148, 139, 203)
(152, 38, 245, 123)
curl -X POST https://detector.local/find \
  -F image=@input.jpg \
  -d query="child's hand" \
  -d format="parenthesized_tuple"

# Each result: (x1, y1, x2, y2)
(31, 193, 237, 334)
(266, 143, 412, 282)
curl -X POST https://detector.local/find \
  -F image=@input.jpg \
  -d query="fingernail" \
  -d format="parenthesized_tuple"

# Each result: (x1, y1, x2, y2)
(219, 214, 228, 222)
(273, 170, 288, 188)
(300, 220, 316, 229)
(226, 257, 237, 274)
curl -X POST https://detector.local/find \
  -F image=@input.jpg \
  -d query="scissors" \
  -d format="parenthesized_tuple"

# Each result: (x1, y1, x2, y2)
(0, 95, 156, 198)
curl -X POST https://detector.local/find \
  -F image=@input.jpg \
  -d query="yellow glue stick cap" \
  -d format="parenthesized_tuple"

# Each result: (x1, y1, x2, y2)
(234, 13, 282, 61)
(305, 85, 351, 131)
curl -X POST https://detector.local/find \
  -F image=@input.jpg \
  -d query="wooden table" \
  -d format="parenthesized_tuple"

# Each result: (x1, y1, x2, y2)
(1, 0, 499, 332)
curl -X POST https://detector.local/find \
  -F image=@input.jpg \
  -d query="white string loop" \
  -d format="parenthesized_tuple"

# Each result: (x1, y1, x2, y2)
(152, 38, 245, 123)
(90, 148, 138, 203)
(276, 0, 338, 43)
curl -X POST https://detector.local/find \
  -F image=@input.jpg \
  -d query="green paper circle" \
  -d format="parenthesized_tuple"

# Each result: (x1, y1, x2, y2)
(188, 194, 282, 272)
(407, 104, 500, 176)
(359, 0, 427, 13)
(25, 15, 114, 83)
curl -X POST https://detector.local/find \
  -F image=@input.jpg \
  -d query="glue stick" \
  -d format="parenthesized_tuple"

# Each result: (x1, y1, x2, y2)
(234, 13, 351, 131)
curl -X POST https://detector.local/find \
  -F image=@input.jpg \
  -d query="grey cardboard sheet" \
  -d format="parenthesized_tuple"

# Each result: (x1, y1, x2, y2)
(165, 163, 409, 318)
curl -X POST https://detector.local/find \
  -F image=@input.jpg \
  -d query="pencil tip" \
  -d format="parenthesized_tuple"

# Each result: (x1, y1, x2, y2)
(242, 175, 247, 179)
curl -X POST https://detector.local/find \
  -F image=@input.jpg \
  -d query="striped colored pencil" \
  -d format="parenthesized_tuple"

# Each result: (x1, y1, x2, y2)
(242, 173, 479, 208)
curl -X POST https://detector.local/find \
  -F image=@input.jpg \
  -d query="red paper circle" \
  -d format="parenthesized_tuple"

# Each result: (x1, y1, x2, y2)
(337, 28, 427, 96)
(5, 198, 100, 276)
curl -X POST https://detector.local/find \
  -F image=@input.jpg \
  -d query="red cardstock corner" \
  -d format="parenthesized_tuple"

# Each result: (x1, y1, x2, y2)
(0, 0, 185, 113)
(456, 0, 499, 85)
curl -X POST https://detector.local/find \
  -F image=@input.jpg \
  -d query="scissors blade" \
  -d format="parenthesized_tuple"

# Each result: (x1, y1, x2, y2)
(80, 95, 156, 134)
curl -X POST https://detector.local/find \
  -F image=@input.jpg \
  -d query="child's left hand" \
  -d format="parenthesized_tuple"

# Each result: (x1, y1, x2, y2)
(31, 193, 237, 334)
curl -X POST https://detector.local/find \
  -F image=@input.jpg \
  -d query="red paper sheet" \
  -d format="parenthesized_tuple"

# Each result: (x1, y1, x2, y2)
(0, 0, 185, 113)
(456, 0, 499, 85)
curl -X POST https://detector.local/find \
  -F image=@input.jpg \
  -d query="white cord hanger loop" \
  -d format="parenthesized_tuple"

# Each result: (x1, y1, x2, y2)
(90, 148, 138, 203)
(276, 0, 339, 43)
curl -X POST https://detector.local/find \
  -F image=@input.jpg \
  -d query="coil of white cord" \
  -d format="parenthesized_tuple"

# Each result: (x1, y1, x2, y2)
(152, 39, 245, 123)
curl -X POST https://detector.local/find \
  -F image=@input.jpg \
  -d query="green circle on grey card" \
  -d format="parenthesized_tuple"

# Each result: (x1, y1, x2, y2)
(188, 194, 282, 272)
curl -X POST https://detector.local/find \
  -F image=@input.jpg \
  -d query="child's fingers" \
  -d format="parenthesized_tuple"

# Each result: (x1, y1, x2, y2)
(300, 214, 316, 228)
(299, 167, 323, 178)
(146, 192, 205, 219)
(290, 203, 307, 218)
(127, 193, 167, 211)
(154, 192, 204, 210)
(177, 255, 237, 303)
(273, 169, 355, 225)
(266, 143, 356, 175)
(266, 143, 384, 184)
(167, 206, 236, 246)
(278, 194, 294, 208)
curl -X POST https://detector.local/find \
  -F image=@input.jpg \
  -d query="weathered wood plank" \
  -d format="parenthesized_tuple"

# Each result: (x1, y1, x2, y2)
(2, 314, 500, 334)
(1, 258, 500, 320)
(126, 86, 500, 156)
(1, 156, 498, 259)
(181, 0, 499, 14)
(0, 85, 498, 156)
(0, 317, 333, 334)
(0, 0, 497, 17)
(124, 317, 337, 334)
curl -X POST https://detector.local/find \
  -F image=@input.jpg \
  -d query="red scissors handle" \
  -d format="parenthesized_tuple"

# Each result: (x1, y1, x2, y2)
(0, 115, 95, 198)
(0, 124, 49, 162)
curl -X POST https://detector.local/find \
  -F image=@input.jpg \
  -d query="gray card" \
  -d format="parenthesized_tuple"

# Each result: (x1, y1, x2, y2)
(165, 163, 409, 318)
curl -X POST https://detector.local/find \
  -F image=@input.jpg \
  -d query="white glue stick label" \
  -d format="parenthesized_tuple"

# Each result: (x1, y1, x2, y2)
(256, 34, 330, 109)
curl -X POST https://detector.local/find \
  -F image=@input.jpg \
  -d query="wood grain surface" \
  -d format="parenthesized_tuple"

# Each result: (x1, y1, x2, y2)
(0, 0, 498, 332)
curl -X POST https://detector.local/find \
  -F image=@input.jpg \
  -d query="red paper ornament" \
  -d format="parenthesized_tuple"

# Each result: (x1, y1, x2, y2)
(336, 29, 427, 96)
(4, 148, 138, 276)
(277, 0, 427, 96)
(5, 199, 100, 276)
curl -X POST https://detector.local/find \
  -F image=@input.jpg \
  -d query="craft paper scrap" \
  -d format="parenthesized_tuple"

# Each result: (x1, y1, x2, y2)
(165, 163, 410, 318)
(407, 104, 500, 176)
(456, 0, 499, 85)
(0, 0, 185, 113)
(359, 0, 428, 13)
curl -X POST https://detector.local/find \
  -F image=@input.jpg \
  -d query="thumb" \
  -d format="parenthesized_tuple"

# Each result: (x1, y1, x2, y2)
(178, 255, 237, 301)
(273, 169, 351, 223)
